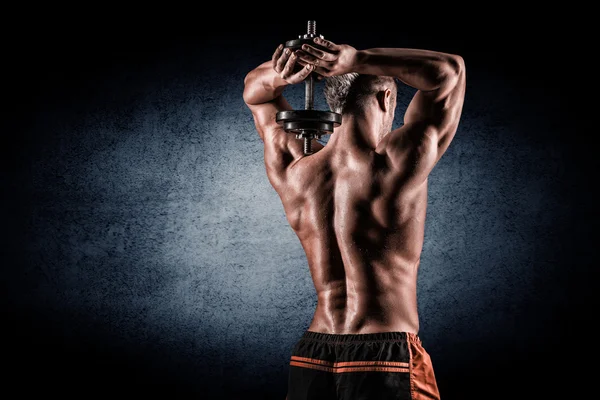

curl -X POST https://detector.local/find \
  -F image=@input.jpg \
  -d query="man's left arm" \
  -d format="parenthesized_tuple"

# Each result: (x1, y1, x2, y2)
(243, 46, 322, 187)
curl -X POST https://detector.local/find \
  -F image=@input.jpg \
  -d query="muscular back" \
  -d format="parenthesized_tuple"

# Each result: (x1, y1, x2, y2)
(271, 128, 429, 334)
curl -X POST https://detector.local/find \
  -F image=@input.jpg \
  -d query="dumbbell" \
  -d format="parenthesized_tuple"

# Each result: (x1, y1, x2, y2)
(276, 20, 342, 155)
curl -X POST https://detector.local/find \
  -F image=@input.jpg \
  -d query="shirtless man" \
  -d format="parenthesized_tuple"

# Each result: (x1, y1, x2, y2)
(243, 36, 465, 400)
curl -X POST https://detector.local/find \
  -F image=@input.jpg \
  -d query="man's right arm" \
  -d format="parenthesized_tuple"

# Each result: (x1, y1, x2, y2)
(298, 39, 466, 179)
(354, 47, 466, 167)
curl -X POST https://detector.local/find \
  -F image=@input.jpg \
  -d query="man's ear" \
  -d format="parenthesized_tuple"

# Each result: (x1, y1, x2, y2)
(376, 89, 392, 112)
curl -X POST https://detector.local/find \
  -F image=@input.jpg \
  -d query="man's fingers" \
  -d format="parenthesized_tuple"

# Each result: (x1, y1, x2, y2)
(272, 44, 283, 64)
(280, 51, 299, 80)
(296, 50, 332, 69)
(274, 41, 338, 77)
(313, 37, 340, 51)
(301, 44, 338, 62)
(296, 58, 329, 77)
(288, 63, 315, 84)
(275, 47, 292, 73)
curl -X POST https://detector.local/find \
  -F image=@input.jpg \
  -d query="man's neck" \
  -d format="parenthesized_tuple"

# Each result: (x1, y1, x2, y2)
(326, 114, 383, 151)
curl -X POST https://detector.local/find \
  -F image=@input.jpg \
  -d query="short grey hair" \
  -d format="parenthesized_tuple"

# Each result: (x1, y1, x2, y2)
(324, 73, 397, 115)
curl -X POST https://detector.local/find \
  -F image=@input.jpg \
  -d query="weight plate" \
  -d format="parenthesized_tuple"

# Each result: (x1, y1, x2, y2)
(282, 121, 335, 134)
(276, 110, 342, 126)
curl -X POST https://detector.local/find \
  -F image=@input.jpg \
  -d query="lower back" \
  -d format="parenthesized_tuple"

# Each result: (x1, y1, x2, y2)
(302, 233, 422, 335)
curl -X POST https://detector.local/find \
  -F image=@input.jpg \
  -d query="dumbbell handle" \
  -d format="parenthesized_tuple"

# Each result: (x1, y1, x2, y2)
(305, 20, 315, 112)
(305, 73, 314, 111)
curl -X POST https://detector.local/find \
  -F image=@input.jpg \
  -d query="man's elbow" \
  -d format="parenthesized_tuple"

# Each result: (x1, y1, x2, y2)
(243, 72, 255, 105)
(434, 54, 465, 98)
(445, 54, 465, 81)
(242, 86, 253, 106)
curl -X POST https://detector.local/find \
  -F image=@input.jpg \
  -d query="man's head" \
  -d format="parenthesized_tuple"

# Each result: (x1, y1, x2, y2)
(324, 73, 397, 134)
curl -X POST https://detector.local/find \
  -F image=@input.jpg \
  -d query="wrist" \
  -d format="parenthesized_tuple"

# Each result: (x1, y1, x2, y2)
(352, 49, 369, 74)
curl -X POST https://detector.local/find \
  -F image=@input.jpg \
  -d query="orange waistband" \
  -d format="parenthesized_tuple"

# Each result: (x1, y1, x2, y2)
(300, 330, 421, 345)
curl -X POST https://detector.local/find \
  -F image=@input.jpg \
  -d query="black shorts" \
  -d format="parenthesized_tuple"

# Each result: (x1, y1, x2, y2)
(287, 331, 440, 400)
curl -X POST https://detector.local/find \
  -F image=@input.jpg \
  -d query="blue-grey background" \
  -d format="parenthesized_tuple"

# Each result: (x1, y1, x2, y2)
(2, 16, 593, 399)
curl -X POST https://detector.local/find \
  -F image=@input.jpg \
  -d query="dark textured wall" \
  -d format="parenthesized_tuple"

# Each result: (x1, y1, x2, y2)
(3, 17, 592, 399)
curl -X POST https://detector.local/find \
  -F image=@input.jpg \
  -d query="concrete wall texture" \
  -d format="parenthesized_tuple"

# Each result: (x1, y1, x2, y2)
(3, 25, 592, 399)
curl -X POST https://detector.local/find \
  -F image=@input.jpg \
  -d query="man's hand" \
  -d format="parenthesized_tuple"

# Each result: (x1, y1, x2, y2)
(272, 44, 315, 84)
(295, 37, 359, 77)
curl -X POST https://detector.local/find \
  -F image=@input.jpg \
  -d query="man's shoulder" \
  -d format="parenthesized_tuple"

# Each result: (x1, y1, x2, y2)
(385, 122, 435, 151)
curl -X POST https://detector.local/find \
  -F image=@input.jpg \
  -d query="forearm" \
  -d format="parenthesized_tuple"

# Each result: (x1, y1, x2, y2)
(353, 48, 463, 92)
(243, 61, 289, 105)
